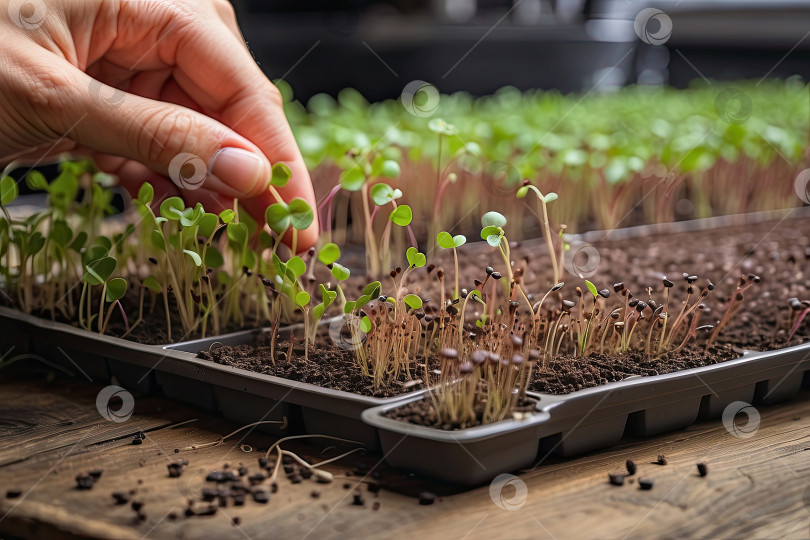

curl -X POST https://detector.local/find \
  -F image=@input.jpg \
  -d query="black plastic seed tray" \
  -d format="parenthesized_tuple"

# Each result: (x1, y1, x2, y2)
(363, 343, 810, 484)
(0, 307, 420, 448)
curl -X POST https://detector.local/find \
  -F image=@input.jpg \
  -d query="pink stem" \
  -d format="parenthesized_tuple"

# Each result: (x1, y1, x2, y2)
(788, 307, 810, 341)
(115, 300, 130, 332)
(406, 224, 418, 248)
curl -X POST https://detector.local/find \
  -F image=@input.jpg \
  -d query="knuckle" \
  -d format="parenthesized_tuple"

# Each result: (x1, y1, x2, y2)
(27, 67, 76, 117)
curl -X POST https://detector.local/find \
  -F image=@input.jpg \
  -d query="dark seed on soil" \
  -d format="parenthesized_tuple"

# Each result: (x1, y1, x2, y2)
(112, 492, 129, 505)
(310, 491, 320, 499)
(656, 455, 667, 466)
(697, 462, 708, 477)
(131, 438, 143, 445)
(626, 460, 637, 475)
(373, 502, 381, 511)
(259, 457, 269, 468)
(300, 468, 313, 480)
(638, 478, 654, 490)
(367, 482, 381, 494)
(131, 501, 144, 512)
(271, 482, 278, 494)
(238, 466, 248, 477)
(289, 474, 303, 484)
(76, 474, 94, 490)
(232, 516, 241, 526)
(352, 493, 365, 506)
(608, 473, 625, 486)
(343, 483, 351, 490)
(168, 512, 177, 521)
(6, 490, 21, 499)
(233, 494, 245, 506)
(419, 492, 436, 505)
(88, 469, 103, 481)
(184, 508, 194, 517)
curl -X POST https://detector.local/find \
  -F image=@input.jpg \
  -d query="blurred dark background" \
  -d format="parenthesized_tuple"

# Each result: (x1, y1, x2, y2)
(230, 0, 810, 101)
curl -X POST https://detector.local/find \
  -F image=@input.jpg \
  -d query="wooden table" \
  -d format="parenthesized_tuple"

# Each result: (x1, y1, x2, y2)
(1, 374, 809, 540)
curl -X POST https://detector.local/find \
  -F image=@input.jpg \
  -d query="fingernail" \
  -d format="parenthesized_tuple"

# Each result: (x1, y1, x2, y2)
(209, 148, 269, 195)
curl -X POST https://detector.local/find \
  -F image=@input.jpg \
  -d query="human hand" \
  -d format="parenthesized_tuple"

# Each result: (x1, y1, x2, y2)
(0, 0, 318, 248)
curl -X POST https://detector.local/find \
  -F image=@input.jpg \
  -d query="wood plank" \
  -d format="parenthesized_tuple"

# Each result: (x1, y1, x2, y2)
(0, 377, 809, 539)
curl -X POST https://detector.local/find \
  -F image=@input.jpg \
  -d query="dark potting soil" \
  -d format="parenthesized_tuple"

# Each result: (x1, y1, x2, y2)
(197, 333, 431, 398)
(527, 344, 740, 394)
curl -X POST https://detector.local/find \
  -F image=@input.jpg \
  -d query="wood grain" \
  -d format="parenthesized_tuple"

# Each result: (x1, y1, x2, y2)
(0, 376, 809, 540)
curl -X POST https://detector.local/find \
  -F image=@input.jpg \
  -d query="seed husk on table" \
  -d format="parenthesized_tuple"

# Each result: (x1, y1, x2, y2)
(625, 459, 637, 475)
(608, 473, 625, 486)
(418, 492, 436, 505)
(638, 478, 654, 490)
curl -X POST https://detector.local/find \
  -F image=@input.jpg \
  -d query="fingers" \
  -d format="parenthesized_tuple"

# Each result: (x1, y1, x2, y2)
(159, 8, 319, 248)
(31, 53, 272, 203)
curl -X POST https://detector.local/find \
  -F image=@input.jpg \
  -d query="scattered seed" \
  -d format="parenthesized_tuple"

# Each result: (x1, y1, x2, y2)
(111, 492, 129, 505)
(248, 473, 265, 486)
(638, 478, 654, 490)
(6, 490, 21, 499)
(372, 501, 381, 511)
(76, 474, 94, 490)
(131, 438, 143, 445)
(608, 473, 625, 486)
(232, 516, 241, 526)
(352, 493, 365, 506)
(131, 501, 144, 512)
(88, 469, 103, 481)
(310, 491, 320, 499)
(625, 460, 637, 476)
(418, 492, 436, 505)
(697, 462, 708, 477)
(233, 494, 246, 506)
(367, 482, 381, 494)
(201, 488, 217, 502)
(252, 489, 270, 504)
(656, 455, 667, 466)
(342, 483, 351, 490)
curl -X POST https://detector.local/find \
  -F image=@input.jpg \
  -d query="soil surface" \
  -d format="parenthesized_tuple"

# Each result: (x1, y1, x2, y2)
(197, 333, 431, 398)
(528, 344, 740, 394)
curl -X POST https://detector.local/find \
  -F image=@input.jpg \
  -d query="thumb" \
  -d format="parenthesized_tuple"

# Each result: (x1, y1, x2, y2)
(62, 73, 272, 199)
